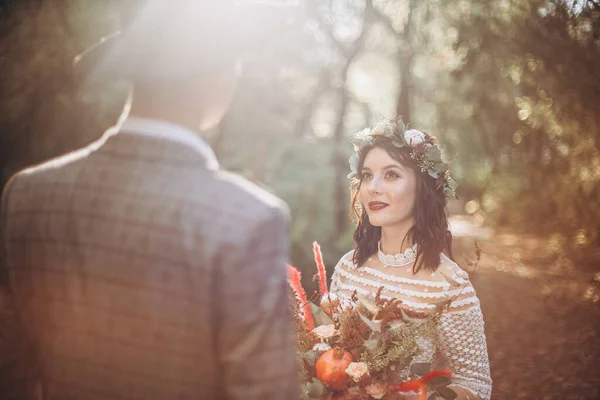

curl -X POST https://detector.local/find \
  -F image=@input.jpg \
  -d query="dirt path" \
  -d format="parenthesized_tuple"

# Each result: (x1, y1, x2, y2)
(449, 216, 600, 400)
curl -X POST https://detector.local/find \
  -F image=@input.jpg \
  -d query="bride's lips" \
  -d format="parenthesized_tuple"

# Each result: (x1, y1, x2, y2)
(368, 201, 389, 211)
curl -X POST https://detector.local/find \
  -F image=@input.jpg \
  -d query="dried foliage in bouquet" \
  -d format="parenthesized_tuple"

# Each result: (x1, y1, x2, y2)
(288, 242, 460, 400)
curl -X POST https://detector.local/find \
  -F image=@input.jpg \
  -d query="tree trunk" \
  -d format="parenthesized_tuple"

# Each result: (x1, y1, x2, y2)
(333, 62, 352, 237)
(395, 0, 415, 122)
(396, 54, 413, 122)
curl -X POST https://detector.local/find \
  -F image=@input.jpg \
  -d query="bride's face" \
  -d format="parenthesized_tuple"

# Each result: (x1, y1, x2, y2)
(358, 147, 417, 228)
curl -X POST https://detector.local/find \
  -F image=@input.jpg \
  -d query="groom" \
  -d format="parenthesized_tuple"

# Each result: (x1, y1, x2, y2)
(0, 2, 298, 399)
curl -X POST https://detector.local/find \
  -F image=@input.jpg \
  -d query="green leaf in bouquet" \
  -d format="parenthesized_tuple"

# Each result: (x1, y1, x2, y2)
(363, 338, 379, 351)
(400, 309, 427, 325)
(427, 376, 451, 388)
(350, 346, 366, 360)
(436, 386, 457, 400)
(300, 388, 310, 400)
(428, 394, 438, 400)
(302, 357, 316, 377)
(305, 378, 327, 398)
(358, 312, 382, 333)
(428, 302, 449, 318)
(310, 303, 334, 327)
(410, 363, 432, 377)
(356, 295, 380, 317)
(302, 350, 320, 367)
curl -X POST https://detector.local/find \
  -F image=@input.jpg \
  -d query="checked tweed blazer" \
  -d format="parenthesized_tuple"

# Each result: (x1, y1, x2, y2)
(0, 117, 299, 400)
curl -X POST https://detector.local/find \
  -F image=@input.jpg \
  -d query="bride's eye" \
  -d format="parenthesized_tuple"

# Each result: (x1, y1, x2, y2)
(385, 171, 399, 179)
(360, 172, 372, 180)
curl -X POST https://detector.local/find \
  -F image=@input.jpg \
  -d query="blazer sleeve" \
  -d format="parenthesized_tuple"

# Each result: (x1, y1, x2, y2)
(0, 173, 43, 399)
(216, 204, 299, 400)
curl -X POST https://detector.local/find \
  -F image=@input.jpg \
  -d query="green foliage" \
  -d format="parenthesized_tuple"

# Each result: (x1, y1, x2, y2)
(310, 303, 335, 327)
(0, 0, 133, 186)
(438, 0, 600, 255)
(0, 0, 598, 278)
(358, 322, 433, 373)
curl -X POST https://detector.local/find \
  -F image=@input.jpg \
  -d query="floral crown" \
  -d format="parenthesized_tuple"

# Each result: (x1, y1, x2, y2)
(348, 118, 458, 199)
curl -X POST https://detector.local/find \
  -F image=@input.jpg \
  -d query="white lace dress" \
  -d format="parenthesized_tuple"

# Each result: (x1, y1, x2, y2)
(330, 250, 493, 400)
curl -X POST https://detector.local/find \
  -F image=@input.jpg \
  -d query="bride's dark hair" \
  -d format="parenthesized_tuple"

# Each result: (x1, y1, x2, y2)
(350, 135, 455, 273)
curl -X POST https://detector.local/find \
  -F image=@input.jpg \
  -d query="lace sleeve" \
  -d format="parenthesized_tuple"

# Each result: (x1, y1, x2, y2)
(437, 284, 493, 399)
(330, 263, 340, 292)
(330, 250, 353, 293)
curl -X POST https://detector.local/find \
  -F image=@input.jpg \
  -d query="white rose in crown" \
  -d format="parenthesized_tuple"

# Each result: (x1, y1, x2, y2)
(404, 129, 426, 146)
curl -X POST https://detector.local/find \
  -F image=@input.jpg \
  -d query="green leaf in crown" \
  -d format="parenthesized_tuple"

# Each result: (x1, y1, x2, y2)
(347, 117, 459, 200)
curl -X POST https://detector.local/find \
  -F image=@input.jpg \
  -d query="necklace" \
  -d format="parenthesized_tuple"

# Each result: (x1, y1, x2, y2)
(377, 241, 417, 267)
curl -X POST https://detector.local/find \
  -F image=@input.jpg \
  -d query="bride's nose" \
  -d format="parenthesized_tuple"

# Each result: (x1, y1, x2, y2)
(367, 177, 383, 196)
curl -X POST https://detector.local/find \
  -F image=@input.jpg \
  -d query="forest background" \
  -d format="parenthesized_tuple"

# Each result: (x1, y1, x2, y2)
(1, 1, 599, 398)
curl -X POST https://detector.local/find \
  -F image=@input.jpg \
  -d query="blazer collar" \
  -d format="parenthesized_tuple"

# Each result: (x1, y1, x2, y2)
(120, 116, 219, 170)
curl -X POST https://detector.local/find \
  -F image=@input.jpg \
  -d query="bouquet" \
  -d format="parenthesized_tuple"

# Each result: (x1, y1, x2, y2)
(288, 242, 458, 400)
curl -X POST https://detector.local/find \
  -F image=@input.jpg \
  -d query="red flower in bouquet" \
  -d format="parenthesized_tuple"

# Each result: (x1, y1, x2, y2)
(393, 369, 453, 400)
(313, 241, 328, 297)
(288, 242, 457, 400)
(288, 265, 315, 331)
(312, 241, 339, 318)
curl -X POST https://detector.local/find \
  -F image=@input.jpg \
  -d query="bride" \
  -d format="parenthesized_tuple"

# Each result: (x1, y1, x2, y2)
(329, 119, 492, 400)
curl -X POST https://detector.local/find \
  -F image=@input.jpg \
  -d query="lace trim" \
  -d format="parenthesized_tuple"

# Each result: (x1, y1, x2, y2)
(340, 258, 452, 288)
(377, 242, 417, 266)
(337, 268, 474, 299)
(336, 281, 436, 309)
(449, 296, 480, 308)
(336, 280, 480, 310)
(362, 266, 454, 289)
(443, 306, 481, 316)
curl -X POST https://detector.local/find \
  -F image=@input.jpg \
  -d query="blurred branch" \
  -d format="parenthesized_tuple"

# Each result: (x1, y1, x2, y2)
(292, 68, 332, 138)
(472, 110, 499, 170)
(367, 1, 419, 120)
(305, 0, 374, 237)
(348, 91, 374, 123)
(370, 3, 401, 39)
(269, 68, 333, 182)
(353, 0, 373, 56)
(52, 1, 74, 41)
(307, 0, 372, 59)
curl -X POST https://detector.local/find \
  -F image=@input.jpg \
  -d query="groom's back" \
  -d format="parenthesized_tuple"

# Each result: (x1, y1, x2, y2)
(0, 131, 296, 399)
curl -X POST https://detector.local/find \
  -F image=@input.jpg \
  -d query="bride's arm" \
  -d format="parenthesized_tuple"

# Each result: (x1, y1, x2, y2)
(436, 280, 493, 400)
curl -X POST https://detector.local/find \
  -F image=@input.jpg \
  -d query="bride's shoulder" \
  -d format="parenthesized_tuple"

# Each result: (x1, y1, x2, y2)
(334, 249, 357, 269)
(435, 253, 470, 284)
